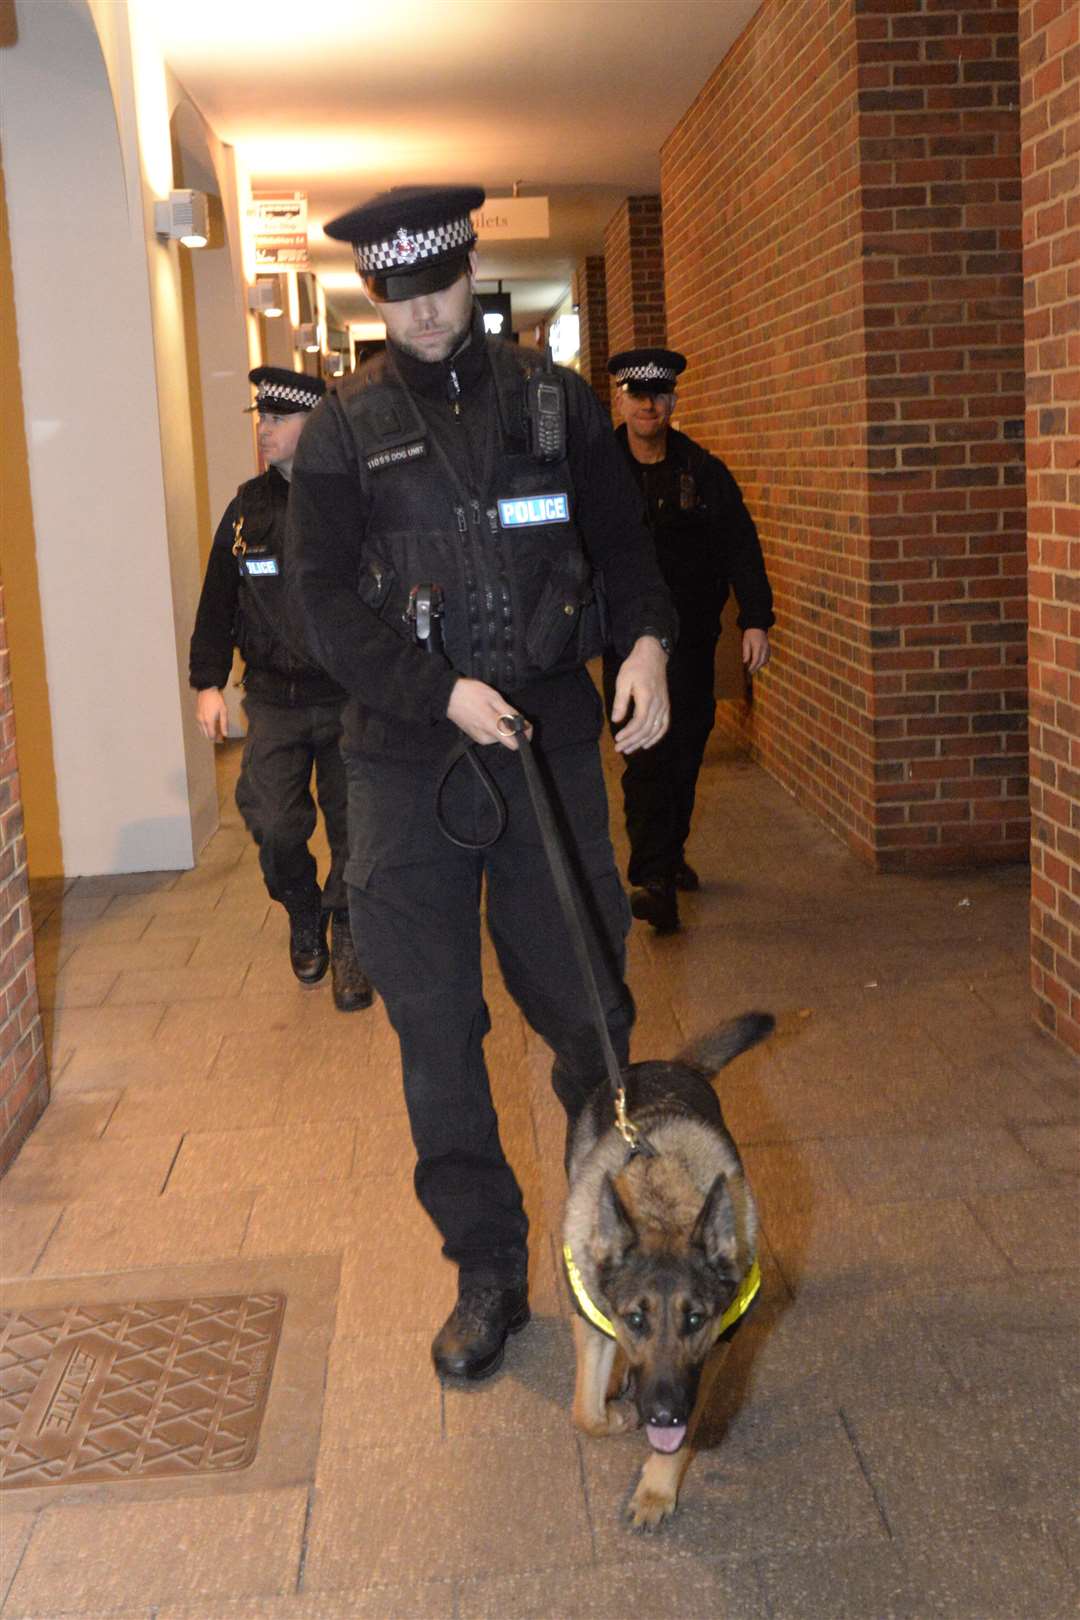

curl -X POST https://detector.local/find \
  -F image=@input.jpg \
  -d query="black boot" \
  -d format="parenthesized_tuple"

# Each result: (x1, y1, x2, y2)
(630, 880, 679, 934)
(287, 900, 329, 984)
(330, 910, 373, 1012)
(674, 860, 700, 892)
(431, 1280, 530, 1381)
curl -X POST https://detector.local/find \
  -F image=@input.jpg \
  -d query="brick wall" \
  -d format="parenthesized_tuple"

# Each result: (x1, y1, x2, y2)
(603, 196, 667, 360)
(858, 0, 1028, 870)
(1020, 0, 1079, 1053)
(572, 255, 610, 408)
(0, 582, 48, 1174)
(662, 0, 1028, 870)
(663, 0, 877, 856)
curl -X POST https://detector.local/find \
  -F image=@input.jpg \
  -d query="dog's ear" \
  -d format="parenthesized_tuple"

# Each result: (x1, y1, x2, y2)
(592, 1173, 638, 1266)
(690, 1172, 738, 1268)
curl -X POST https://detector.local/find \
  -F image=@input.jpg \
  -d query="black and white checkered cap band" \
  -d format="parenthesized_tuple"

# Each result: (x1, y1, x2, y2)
(256, 380, 322, 409)
(614, 361, 679, 384)
(353, 214, 476, 275)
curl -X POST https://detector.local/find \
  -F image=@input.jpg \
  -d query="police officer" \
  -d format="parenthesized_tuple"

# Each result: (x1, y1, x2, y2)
(604, 348, 775, 935)
(287, 186, 675, 1382)
(189, 366, 372, 1013)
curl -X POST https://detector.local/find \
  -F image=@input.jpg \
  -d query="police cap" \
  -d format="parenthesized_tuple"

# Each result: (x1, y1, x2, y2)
(325, 184, 484, 303)
(607, 348, 687, 395)
(245, 367, 326, 415)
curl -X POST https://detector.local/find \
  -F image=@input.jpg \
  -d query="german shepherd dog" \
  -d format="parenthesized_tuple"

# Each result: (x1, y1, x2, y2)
(562, 1013, 772, 1530)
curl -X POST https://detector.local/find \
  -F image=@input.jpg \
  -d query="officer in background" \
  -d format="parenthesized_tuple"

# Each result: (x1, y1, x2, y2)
(189, 366, 372, 1013)
(288, 186, 675, 1383)
(604, 348, 774, 935)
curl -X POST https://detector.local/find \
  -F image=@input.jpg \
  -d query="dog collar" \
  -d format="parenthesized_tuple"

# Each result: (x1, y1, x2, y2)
(562, 1245, 761, 1343)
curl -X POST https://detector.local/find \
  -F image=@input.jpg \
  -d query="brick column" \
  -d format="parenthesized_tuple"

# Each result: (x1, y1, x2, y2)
(1020, 0, 1079, 1053)
(662, 0, 1028, 872)
(603, 196, 666, 358)
(0, 582, 49, 1174)
(572, 255, 610, 408)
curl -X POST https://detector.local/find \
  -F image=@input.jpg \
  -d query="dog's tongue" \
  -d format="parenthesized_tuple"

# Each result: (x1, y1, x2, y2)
(646, 1423, 687, 1454)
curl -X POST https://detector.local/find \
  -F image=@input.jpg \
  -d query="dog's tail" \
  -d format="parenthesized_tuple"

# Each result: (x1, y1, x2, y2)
(678, 1012, 775, 1077)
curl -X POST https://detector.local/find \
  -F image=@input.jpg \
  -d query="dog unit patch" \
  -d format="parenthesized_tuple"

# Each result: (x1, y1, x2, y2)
(366, 442, 428, 473)
(497, 493, 570, 528)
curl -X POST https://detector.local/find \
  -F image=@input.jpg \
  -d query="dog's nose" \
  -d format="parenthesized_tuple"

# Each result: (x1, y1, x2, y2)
(646, 1402, 685, 1428)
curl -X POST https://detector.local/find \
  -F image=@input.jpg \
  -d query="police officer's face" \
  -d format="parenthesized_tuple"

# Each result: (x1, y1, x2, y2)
(257, 411, 306, 469)
(378, 267, 475, 363)
(620, 388, 675, 442)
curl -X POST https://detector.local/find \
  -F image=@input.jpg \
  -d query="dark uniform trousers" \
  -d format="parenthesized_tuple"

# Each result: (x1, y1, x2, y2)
(602, 638, 718, 888)
(344, 732, 633, 1283)
(235, 697, 349, 913)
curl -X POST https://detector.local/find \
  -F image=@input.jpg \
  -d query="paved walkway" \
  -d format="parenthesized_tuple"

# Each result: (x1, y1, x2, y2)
(2, 735, 1077, 1619)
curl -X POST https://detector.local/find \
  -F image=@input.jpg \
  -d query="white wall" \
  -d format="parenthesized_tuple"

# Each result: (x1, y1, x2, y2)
(0, 0, 212, 872)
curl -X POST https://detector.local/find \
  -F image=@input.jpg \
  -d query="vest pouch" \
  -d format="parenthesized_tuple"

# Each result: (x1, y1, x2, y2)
(525, 548, 592, 672)
(356, 554, 400, 623)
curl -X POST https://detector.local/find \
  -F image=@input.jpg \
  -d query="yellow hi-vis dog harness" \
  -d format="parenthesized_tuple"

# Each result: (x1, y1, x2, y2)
(562, 1245, 761, 1343)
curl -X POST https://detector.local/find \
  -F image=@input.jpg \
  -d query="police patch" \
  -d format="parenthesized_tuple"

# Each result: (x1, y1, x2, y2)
(366, 442, 428, 473)
(497, 493, 570, 528)
(243, 557, 279, 576)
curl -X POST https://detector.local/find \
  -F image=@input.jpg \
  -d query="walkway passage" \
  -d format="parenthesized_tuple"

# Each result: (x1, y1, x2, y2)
(2, 735, 1076, 1619)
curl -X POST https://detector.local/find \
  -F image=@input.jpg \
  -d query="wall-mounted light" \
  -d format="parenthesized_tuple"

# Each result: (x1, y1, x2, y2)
(154, 189, 209, 249)
(325, 352, 346, 379)
(248, 277, 284, 318)
(297, 322, 322, 354)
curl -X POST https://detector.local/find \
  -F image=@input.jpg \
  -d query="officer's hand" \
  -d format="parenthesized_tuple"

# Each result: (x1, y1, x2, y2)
(611, 636, 671, 754)
(196, 687, 229, 743)
(447, 678, 532, 750)
(743, 629, 771, 674)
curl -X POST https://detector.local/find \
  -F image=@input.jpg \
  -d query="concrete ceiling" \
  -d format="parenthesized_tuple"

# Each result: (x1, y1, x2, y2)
(156, 0, 762, 333)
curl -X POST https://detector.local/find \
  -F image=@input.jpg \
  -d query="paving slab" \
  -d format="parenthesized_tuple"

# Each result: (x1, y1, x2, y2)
(304, 1430, 592, 1588)
(458, 1557, 769, 1619)
(0, 1134, 181, 1206)
(53, 1034, 224, 1093)
(1, 1487, 308, 1617)
(33, 1190, 254, 1276)
(165, 1121, 356, 1196)
(157, 1589, 455, 1620)
(0, 1204, 65, 1278)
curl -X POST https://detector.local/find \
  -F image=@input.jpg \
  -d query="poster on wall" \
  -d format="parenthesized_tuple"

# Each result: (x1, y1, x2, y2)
(248, 192, 309, 269)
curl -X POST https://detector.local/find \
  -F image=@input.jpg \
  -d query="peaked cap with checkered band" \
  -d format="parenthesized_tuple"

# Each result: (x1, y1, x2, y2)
(325, 185, 484, 302)
(245, 367, 327, 415)
(607, 348, 687, 393)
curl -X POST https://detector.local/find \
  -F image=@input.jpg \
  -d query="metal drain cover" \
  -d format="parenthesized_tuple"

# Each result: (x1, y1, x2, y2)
(0, 1293, 285, 1490)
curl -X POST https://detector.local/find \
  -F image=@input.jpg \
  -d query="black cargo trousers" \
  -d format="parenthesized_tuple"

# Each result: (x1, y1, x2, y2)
(235, 697, 349, 913)
(602, 635, 718, 887)
(344, 723, 633, 1284)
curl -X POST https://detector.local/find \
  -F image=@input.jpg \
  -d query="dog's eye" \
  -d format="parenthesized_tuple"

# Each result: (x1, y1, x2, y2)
(685, 1311, 706, 1333)
(624, 1310, 646, 1334)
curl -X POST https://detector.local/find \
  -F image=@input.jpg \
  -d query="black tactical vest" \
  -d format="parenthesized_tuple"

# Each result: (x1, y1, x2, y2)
(233, 472, 343, 702)
(329, 344, 603, 695)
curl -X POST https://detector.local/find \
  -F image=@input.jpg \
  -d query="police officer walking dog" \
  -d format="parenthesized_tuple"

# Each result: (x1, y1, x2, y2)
(288, 186, 676, 1382)
(189, 366, 372, 1013)
(604, 349, 775, 935)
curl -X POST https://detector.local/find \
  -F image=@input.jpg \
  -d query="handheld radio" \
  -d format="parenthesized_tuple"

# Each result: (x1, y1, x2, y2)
(525, 347, 566, 463)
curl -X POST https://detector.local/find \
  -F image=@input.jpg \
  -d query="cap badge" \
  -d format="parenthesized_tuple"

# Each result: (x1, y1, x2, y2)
(392, 228, 420, 265)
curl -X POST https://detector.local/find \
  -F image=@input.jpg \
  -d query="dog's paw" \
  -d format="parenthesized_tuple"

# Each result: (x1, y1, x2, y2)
(604, 1398, 640, 1436)
(627, 1482, 677, 1531)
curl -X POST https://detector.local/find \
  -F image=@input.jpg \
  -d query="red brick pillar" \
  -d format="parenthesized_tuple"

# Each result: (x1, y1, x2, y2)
(0, 582, 49, 1173)
(573, 255, 610, 409)
(603, 196, 666, 358)
(1020, 0, 1079, 1053)
(662, 0, 1028, 872)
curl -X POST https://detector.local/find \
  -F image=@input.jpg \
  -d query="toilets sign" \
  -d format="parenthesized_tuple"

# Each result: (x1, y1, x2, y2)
(249, 192, 309, 269)
(472, 198, 549, 240)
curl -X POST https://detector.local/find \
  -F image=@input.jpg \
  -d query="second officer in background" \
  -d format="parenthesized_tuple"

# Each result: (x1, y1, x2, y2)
(189, 365, 372, 1013)
(604, 347, 775, 935)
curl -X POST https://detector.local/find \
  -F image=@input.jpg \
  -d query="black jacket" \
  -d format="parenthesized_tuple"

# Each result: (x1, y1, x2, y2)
(287, 312, 676, 759)
(189, 466, 345, 707)
(616, 425, 774, 646)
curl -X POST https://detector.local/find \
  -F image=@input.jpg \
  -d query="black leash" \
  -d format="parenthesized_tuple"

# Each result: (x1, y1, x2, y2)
(496, 715, 655, 1157)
